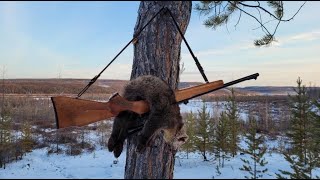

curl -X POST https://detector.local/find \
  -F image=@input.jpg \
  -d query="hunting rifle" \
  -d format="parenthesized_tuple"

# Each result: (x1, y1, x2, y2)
(51, 73, 259, 129)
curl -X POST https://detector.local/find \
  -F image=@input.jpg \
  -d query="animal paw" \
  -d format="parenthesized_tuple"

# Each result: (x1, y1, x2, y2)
(107, 136, 116, 152)
(113, 142, 123, 158)
(107, 136, 124, 158)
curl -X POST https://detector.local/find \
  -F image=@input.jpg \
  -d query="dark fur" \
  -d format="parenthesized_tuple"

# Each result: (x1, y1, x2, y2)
(107, 75, 183, 158)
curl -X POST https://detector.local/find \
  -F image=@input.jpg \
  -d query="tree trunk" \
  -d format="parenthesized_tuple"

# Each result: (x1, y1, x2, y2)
(125, 1, 192, 179)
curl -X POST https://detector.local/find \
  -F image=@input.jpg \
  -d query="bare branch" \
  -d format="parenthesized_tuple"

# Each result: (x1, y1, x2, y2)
(255, 7, 267, 34)
(272, 17, 281, 38)
(228, 1, 273, 36)
(239, 2, 281, 20)
(238, 1, 260, 8)
(225, 19, 230, 35)
(222, 1, 229, 13)
(268, 1, 283, 40)
(234, 10, 242, 29)
(239, 1, 307, 22)
(284, 1, 306, 21)
(252, 19, 277, 30)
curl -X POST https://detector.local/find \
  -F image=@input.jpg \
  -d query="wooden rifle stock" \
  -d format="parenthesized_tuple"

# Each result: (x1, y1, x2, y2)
(51, 93, 150, 129)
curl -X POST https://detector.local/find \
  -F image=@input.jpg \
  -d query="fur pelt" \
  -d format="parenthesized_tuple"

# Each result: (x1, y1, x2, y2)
(107, 75, 184, 158)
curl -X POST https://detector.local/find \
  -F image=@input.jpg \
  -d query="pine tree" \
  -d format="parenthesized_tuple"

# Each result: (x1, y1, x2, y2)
(276, 152, 317, 179)
(0, 110, 12, 146)
(0, 112, 12, 169)
(96, 121, 110, 148)
(257, 97, 273, 134)
(225, 88, 240, 157)
(276, 77, 317, 179)
(55, 130, 61, 154)
(214, 111, 230, 168)
(0, 66, 12, 169)
(21, 120, 34, 154)
(239, 114, 268, 179)
(182, 111, 196, 159)
(194, 101, 213, 161)
(311, 99, 320, 167)
(287, 77, 312, 161)
(80, 127, 88, 149)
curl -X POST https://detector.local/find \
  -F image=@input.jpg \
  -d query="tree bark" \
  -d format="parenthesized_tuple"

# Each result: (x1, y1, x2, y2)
(125, 1, 192, 179)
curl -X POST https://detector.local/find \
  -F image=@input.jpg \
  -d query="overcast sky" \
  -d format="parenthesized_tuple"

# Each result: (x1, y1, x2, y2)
(0, 1, 319, 87)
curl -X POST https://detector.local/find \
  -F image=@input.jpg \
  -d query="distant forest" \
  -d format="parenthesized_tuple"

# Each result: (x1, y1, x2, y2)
(1, 79, 319, 96)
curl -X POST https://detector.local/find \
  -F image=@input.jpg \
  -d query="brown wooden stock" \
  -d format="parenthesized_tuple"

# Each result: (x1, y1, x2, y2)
(52, 79, 224, 128)
(52, 93, 149, 128)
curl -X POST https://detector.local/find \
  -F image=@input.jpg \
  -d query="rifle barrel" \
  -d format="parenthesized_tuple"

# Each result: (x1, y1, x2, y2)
(178, 73, 259, 103)
(223, 73, 259, 88)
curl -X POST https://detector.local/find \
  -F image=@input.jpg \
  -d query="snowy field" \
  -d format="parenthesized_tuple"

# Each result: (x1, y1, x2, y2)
(0, 146, 291, 179)
(179, 100, 249, 121)
(1, 136, 320, 179)
(1, 100, 319, 179)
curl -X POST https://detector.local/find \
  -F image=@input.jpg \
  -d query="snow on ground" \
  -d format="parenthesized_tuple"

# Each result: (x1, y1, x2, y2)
(179, 100, 224, 115)
(1, 99, 319, 178)
(1, 138, 320, 179)
(0, 147, 126, 179)
(180, 100, 248, 121)
(174, 152, 289, 179)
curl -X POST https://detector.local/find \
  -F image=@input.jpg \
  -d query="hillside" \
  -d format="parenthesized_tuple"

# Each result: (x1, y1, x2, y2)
(1, 79, 318, 96)
(240, 86, 296, 95)
(1, 79, 114, 95)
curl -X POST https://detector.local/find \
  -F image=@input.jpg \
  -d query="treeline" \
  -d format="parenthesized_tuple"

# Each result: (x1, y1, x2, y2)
(180, 77, 320, 179)
(207, 94, 290, 103)
(0, 81, 113, 94)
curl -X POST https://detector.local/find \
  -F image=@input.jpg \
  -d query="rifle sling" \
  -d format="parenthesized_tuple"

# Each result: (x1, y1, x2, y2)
(77, 7, 209, 97)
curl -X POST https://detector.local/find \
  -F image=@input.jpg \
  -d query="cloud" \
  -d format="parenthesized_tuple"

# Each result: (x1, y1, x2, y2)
(180, 65, 320, 87)
(187, 29, 320, 59)
(275, 30, 320, 46)
(181, 41, 254, 65)
(181, 17, 319, 85)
